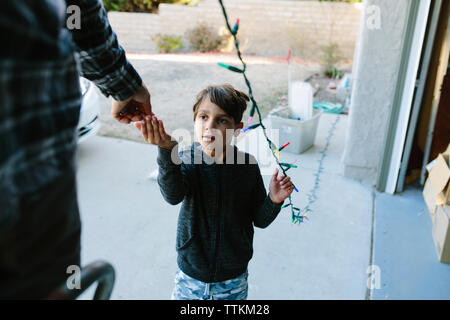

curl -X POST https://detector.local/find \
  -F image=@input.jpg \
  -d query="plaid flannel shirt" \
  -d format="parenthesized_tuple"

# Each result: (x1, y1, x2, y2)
(0, 0, 142, 230)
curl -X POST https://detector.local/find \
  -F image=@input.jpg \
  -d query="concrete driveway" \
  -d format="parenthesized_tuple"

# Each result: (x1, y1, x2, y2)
(76, 54, 450, 300)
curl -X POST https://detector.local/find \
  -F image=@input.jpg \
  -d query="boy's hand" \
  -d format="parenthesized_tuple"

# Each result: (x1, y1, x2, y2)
(134, 115, 177, 150)
(269, 168, 294, 204)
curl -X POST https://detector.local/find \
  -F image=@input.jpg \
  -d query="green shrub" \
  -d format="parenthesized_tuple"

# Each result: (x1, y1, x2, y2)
(102, 0, 199, 13)
(318, 0, 361, 2)
(320, 43, 343, 78)
(102, 0, 157, 12)
(103, 0, 127, 11)
(185, 22, 224, 53)
(152, 34, 183, 53)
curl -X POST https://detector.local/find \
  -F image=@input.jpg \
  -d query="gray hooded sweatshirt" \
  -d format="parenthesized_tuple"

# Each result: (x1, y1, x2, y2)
(157, 142, 283, 283)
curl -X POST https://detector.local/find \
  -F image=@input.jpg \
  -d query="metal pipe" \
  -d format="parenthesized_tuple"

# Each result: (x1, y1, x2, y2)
(46, 260, 115, 300)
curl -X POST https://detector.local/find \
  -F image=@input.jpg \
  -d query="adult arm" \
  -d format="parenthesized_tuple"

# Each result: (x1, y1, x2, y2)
(67, 0, 151, 121)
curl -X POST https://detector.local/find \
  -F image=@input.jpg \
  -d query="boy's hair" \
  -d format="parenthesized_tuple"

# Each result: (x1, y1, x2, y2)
(193, 84, 250, 124)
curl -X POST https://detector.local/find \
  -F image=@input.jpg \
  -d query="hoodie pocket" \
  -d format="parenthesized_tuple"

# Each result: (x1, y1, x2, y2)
(176, 207, 195, 251)
(176, 232, 194, 251)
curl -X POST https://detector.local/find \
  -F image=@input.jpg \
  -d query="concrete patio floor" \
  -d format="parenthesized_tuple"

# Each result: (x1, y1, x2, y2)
(76, 112, 449, 300)
(371, 183, 450, 300)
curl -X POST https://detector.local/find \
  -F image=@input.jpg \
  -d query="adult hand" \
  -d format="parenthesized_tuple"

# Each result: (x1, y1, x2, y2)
(269, 168, 294, 204)
(111, 83, 152, 124)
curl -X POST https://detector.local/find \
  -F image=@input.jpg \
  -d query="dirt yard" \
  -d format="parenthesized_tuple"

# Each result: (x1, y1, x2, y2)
(95, 53, 351, 143)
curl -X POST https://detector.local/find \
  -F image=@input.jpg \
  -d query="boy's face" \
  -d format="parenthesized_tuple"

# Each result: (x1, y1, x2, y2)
(194, 97, 244, 160)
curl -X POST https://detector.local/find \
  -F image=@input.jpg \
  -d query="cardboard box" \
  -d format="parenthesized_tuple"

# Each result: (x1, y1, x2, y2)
(432, 204, 450, 264)
(423, 144, 450, 219)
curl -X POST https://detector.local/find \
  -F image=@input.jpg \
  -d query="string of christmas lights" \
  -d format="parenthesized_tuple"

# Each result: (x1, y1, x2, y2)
(217, 0, 306, 225)
(300, 115, 342, 218)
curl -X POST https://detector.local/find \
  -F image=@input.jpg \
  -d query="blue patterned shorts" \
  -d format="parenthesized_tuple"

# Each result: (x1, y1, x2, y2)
(171, 268, 248, 300)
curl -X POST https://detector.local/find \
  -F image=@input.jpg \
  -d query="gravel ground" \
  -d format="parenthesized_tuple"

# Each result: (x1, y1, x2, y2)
(95, 53, 341, 143)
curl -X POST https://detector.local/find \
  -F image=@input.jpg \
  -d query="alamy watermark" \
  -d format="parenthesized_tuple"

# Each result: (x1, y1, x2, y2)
(168, 127, 280, 176)
(366, 5, 381, 30)
(66, 265, 81, 290)
(66, 5, 81, 30)
(366, 265, 381, 290)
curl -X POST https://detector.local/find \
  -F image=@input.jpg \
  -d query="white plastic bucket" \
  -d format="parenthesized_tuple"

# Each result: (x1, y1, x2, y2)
(289, 81, 314, 120)
(268, 107, 322, 154)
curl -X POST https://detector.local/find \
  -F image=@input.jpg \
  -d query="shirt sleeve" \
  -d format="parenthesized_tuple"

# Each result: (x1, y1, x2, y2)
(251, 163, 284, 229)
(67, 0, 142, 101)
(156, 145, 190, 205)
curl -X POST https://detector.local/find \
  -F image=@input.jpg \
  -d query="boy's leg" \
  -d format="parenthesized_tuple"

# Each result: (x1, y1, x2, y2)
(171, 268, 210, 300)
(210, 270, 248, 300)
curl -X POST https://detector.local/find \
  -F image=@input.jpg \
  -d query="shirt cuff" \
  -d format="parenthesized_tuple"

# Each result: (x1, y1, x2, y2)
(268, 193, 284, 208)
(157, 144, 181, 167)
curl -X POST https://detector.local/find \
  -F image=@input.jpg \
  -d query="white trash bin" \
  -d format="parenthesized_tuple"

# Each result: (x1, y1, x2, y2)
(268, 107, 322, 154)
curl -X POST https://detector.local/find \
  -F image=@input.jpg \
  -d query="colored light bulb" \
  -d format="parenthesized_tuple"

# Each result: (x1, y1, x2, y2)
(218, 62, 243, 73)
(242, 123, 260, 132)
(279, 142, 290, 151)
(232, 18, 240, 34)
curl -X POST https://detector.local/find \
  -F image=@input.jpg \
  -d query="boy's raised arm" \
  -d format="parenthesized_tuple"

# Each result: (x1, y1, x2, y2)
(135, 116, 189, 205)
(251, 164, 284, 229)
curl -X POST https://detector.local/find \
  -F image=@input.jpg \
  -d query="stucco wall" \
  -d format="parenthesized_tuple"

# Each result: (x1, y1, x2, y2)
(107, 0, 361, 59)
(341, 0, 411, 184)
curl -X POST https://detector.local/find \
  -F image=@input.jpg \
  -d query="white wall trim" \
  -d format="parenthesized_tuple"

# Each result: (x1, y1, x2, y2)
(385, 0, 431, 194)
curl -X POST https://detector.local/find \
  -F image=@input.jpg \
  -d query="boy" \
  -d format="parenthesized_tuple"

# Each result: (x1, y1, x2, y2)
(135, 84, 294, 300)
